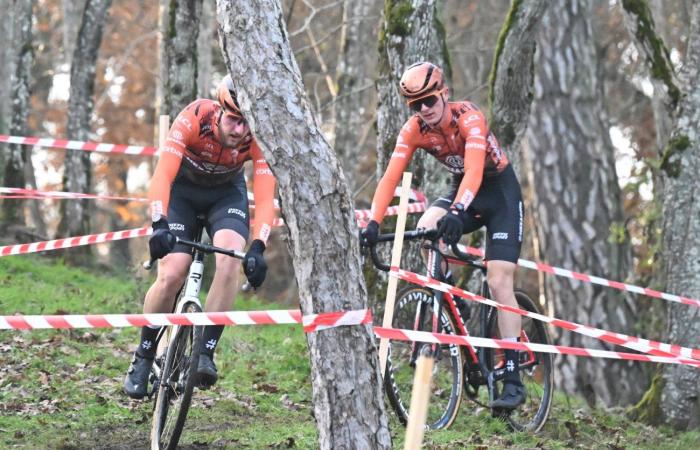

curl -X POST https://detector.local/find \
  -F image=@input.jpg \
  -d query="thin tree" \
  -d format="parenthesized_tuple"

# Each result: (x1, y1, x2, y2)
(2, 0, 34, 226)
(161, 0, 203, 119)
(525, 0, 643, 406)
(334, 0, 381, 192)
(60, 0, 112, 251)
(217, 1, 391, 448)
(622, 0, 700, 429)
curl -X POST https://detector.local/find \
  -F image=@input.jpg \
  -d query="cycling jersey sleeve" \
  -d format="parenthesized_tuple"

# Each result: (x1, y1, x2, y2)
(454, 110, 488, 209)
(369, 126, 417, 223)
(250, 141, 276, 244)
(147, 110, 198, 218)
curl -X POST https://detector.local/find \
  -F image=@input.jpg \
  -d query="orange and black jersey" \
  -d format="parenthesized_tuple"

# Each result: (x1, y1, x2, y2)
(370, 101, 509, 223)
(148, 99, 276, 243)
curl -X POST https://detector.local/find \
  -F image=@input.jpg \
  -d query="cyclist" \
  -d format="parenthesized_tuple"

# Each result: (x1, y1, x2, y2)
(123, 75, 276, 399)
(361, 62, 526, 410)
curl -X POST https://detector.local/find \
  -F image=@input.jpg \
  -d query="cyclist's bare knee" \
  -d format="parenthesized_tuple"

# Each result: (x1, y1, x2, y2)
(156, 253, 190, 289)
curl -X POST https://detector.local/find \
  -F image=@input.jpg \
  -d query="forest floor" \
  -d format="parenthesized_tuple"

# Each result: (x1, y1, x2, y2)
(1, 255, 698, 449)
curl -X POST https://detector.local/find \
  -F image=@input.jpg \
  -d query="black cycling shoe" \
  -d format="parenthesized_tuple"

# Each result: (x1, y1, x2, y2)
(197, 354, 218, 388)
(491, 381, 526, 411)
(123, 353, 154, 399)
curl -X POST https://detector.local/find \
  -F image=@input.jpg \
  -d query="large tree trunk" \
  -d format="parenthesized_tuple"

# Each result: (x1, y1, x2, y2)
(217, 1, 391, 449)
(2, 0, 33, 226)
(60, 0, 111, 253)
(657, 0, 700, 431)
(488, 0, 549, 173)
(526, 0, 643, 407)
(0, 0, 14, 143)
(333, 0, 381, 192)
(161, 0, 203, 119)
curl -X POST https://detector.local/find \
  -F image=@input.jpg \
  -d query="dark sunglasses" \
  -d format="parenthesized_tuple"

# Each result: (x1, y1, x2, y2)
(408, 94, 440, 112)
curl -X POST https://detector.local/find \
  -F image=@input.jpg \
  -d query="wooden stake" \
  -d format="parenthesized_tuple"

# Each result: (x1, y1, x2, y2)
(378, 172, 412, 377)
(158, 115, 169, 149)
(404, 355, 434, 450)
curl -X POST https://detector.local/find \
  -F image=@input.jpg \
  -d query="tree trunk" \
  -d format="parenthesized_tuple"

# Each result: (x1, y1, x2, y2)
(333, 0, 381, 192)
(60, 0, 111, 254)
(526, 0, 643, 407)
(488, 0, 549, 174)
(217, 1, 391, 448)
(197, 0, 214, 98)
(0, 0, 14, 141)
(657, 0, 700, 431)
(162, 0, 203, 119)
(2, 0, 33, 226)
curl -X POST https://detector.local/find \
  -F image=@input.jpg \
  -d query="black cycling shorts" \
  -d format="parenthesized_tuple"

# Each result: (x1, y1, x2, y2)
(431, 164, 523, 263)
(167, 171, 250, 254)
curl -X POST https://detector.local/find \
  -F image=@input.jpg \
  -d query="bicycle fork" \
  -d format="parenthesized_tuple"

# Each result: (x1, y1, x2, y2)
(150, 255, 205, 386)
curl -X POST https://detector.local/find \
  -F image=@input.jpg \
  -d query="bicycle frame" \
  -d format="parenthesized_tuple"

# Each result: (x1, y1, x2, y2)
(363, 229, 538, 399)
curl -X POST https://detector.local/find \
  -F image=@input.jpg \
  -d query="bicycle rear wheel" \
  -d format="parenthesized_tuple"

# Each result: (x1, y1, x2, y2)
(150, 301, 204, 449)
(384, 286, 465, 430)
(485, 291, 553, 432)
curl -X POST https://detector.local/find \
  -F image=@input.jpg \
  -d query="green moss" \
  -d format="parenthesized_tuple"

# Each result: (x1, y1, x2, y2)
(433, 4, 452, 81)
(620, 0, 680, 108)
(660, 134, 690, 177)
(608, 221, 628, 245)
(384, 1, 414, 38)
(487, 0, 523, 120)
(168, 0, 178, 39)
(628, 370, 665, 425)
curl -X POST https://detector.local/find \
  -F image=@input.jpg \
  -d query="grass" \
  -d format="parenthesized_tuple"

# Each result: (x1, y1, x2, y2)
(1, 255, 698, 448)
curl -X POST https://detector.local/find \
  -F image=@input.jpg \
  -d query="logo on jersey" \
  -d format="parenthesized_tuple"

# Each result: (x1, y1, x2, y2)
(169, 223, 185, 231)
(469, 127, 482, 136)
(227, 208, 246, 219)
(177, 117, 192, 131)
(171, 130, 183, 141)
(492, 232, 508, 240)
(443, 155, 464, 174)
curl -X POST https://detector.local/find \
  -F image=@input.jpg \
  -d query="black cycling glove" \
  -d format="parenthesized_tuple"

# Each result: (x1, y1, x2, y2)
(436, 209, 464, 246)
(149, 218, 176, 260)
(361, 220, 380, 247)
(244, 239, 268, 289)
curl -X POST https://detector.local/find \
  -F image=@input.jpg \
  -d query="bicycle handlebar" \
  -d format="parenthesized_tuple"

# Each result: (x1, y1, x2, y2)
(360, 228, 483, 272)
(142, 237, 246, 270)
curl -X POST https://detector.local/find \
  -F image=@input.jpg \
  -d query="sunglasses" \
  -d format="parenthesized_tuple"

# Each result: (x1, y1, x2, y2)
(408, 92, 441, 112)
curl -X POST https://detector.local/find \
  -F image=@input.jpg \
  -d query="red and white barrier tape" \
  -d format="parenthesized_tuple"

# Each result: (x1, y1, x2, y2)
(0, 187, 148, 203)
(0, 134, 157, 156)
(373, 327, 700, 368)
(391, 267, 700, 361)
(0, 309, 370, 332)
(302, 309, 373, 332)
(455, 244, 700, 309)
(0, 227, 150, 257)
(1, 308, 695, 367)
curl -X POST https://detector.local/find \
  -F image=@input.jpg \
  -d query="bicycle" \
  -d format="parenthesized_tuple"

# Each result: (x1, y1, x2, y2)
(142, 215, 246, 450)
(362, 228, 553, 432)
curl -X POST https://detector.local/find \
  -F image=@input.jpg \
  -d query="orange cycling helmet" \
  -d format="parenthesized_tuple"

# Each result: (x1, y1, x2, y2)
(217, 74, 242, 116)
(399, 62, 445, 100)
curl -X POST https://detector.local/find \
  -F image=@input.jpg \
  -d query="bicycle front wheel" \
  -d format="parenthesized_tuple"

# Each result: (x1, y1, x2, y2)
(384, 286, 465, 430)
(150, 301, 204, 450)
(486, 291, 553, 432)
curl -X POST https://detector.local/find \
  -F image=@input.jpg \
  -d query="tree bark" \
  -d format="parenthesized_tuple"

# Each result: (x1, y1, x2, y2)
(162, 0, 203, 119)
(60, 0, 111, 250)
(333, 0, 381, 192)
(217, 1, 391, 448)
(197, 0, 214, 98)
(657, 0, 700, 431)
(488, 0, 549, 174)
(2, 0, 33, 226)
(526, 0, 643, 407)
